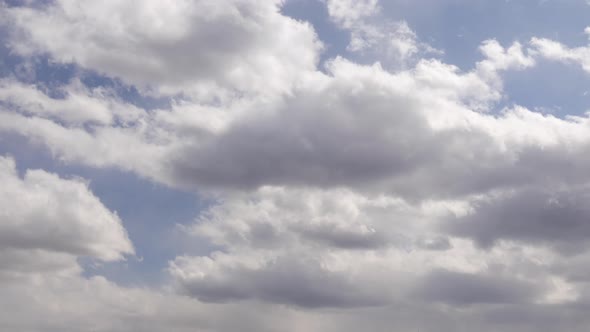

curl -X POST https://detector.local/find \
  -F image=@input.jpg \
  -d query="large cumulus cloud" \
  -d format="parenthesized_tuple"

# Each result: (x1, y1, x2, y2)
(1, 42, 571, 201)
(3, 0, 321, 96)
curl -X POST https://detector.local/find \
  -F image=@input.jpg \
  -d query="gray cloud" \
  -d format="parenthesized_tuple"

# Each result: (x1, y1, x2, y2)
(293, 221, 389, 250)
(171, 254, 389, 308)
(415, 269, 542, 306)
(167, 62, 590, 201)
(446, 187, 590, 254)
(190, 187, 422, 252)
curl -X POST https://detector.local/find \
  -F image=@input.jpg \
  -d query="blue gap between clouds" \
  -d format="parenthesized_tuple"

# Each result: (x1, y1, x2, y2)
(502, 60, 590, 117)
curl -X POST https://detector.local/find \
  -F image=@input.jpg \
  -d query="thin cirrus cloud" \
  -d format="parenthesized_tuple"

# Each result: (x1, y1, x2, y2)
(1, 0, 590, 331)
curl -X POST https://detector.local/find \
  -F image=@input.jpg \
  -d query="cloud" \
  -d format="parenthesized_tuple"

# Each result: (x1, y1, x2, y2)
(325, 0, 436, 67)
(0, 155, 134, 263)
(0, 270, 577, 332)
(168, 59, 487, 194)
(170, 185, 577, 311)
(325, 0, 380, 28)
(446, 186, 590, 254)
(415, 269, 543, 306)
(170, 251, 391, 308)
(3, 1, 590, 331)
(0, 272, 313, 332)
(165, 55, 590, 200)
(0, 79, 143, 125)
(0, 157, 314, 332)
(3, 0, 321, 96)
(190, 185, 463, 253)
(191, 187, 413, 251)
(2, 40, 588, 204)
(530, 29, 590, 73)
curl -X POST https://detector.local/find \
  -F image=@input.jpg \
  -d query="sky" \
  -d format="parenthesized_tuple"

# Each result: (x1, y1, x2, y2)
(1, 0, 590, 331)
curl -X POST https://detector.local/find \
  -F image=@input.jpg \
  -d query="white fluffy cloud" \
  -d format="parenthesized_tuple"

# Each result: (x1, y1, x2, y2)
(530, 29, 590, 73)
(170, 185, 585, 308)
(0, 155, 133, 289)
(3, 0, 321, 97)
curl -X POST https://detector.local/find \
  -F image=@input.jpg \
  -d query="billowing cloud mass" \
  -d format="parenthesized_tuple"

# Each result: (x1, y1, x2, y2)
(2, 0, 590, 331)
(3, 0, 321, 96)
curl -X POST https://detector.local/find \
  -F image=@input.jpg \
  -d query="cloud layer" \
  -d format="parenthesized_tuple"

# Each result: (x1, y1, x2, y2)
(2, 0, 590, 331)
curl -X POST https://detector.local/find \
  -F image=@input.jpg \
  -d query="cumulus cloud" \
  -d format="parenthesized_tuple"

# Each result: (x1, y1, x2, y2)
(446, 186, 590, 254)
(0, 157, 315, 332)
(325, 0, 436, 67)
(189, 186, 461, 253)
(530, 30, 590, 73)
(0, 155, 134, 263)
(2, 38, 589, 204)
(170, 252, 391, 308)
(168, 185, 579, 312)
(192, 187, 389, 250)
(415, 269, 543, 306)
(0, 271, 581, 332)
(3, 0, 321, 96)
(166, 55, 590, 200)
(0, 271, 323, 332)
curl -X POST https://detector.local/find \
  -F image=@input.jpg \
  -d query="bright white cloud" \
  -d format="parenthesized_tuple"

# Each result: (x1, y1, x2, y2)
(3, 0, 321, 97)
(530, 32, 590, 73)
(0, 156, 133, 269)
